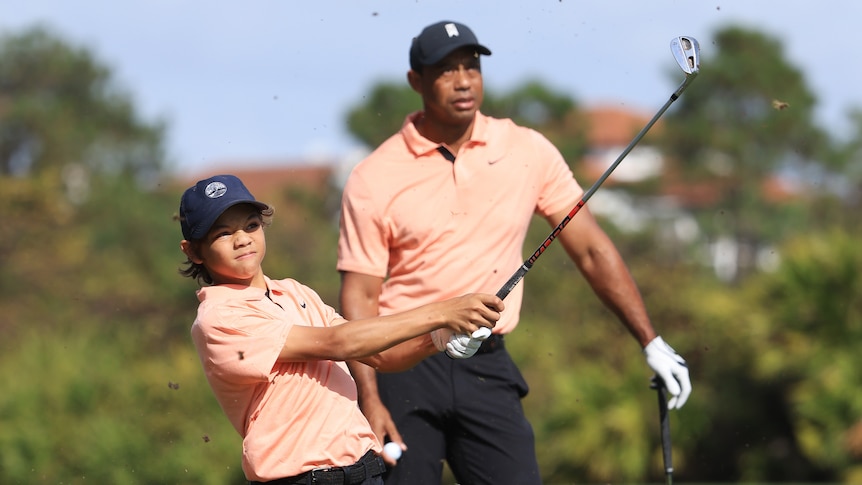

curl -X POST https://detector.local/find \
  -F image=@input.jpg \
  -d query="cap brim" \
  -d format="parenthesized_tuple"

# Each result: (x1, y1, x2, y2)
(189, 199, 270, 240)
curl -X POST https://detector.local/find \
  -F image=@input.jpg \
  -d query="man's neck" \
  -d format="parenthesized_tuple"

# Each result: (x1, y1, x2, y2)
(414, 113, 475, 155)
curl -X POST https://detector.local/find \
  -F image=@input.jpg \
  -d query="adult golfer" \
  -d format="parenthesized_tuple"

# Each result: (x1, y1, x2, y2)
(337, 20, 691, 484)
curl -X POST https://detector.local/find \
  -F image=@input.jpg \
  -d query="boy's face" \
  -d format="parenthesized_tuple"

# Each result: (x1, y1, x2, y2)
(183, 203, 267, 287)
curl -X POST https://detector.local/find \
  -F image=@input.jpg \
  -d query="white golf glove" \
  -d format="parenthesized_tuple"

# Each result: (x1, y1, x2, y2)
(644, 336, 691, 409)
(431, 327, 492, 359)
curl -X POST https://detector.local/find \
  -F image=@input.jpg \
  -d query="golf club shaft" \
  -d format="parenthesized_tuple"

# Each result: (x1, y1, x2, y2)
(495, 74, 697, 300)
(655, 376, 674, 485)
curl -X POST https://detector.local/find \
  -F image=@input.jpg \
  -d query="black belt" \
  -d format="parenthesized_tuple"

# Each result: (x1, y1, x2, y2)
(476, 333, 504, 354)
(250, 450, 385, 485)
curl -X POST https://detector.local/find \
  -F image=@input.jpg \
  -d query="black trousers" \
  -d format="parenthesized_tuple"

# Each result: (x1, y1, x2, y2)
(378, 337, 541, 485)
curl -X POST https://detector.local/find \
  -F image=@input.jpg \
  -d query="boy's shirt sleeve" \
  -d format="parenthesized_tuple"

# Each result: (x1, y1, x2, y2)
(190, 280, 341, 386)
(192, 301, 291, 385)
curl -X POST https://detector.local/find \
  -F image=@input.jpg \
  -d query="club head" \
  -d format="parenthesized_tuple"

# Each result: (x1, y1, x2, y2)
(670, 36, 700, 75)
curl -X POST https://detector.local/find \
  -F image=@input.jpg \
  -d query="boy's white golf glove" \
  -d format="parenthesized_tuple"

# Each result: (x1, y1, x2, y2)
(644, 336, 691, 409)
(431, 327, 492, 359)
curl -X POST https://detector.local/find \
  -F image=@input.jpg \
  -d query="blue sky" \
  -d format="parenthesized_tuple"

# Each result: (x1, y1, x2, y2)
(3, 0, 859, 175)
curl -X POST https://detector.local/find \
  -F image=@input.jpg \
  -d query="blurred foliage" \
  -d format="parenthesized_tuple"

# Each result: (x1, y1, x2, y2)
(0, 325, 243, 484)
(0, 26, 166, 183)
(658, 26, 832, 281)
(345, 81, 422, 150)
(2, 22, 862, 485)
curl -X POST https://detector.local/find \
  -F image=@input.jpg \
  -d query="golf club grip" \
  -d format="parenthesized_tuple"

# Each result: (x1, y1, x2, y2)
(655, 377, 674, 484)
(496, 264, 530, 299)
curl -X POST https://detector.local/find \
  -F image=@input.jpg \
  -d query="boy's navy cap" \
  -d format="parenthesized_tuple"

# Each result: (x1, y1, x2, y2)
(410, 21, 491, 71)
(179, 174, 269, 240)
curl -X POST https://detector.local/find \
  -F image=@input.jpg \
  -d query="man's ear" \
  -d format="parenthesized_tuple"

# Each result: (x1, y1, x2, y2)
(180, 240, 203, 264)
(407, 69, 422, 94)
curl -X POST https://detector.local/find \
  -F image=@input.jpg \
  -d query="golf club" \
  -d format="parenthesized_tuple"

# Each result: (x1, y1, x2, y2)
(495, 36, 701, 300)
(651, 375, 674, 485)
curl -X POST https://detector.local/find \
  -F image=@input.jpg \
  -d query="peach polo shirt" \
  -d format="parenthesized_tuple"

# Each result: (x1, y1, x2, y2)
(190, 276, 378, 482)
(338, 111, 583, 333)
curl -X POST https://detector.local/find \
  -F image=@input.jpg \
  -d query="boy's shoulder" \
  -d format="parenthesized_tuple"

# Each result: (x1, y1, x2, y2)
(197, 283, 265, 303)
(266, 277, 305, 293)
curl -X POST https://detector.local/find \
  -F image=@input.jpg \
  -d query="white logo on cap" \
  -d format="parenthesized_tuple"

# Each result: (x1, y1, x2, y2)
(444, 23, 459, 38)
(205, 181, 228, 199)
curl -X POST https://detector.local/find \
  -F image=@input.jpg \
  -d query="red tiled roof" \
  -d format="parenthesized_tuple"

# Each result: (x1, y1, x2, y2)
(585, 105, 661, 147)
(183, 163, 334, 201)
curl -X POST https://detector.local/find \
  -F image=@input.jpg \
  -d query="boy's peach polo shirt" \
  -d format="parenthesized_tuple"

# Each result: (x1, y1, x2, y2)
(190, 277, 378, 482)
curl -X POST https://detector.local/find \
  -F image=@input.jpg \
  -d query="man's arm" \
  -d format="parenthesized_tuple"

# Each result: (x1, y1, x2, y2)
(340, 271, 405, 464)
(550, 205, 655, 346)
(550, 205, 691, 408)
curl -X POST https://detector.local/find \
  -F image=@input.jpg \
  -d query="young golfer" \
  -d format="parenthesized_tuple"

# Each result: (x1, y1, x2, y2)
(178, 174, 501, 484)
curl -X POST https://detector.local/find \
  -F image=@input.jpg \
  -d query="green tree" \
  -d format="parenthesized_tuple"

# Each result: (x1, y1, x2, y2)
(749, 228, 862, 481)
(0, 26, 167, 182)
(345, 82, 421, 148)
(660, 26, 830, 280)
(0, 25, 173, 336)
(819, 108, 862, 229)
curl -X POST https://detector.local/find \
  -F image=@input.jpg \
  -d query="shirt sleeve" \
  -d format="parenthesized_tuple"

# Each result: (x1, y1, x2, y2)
(192, 302, 290, 386)
(529, 128, 584, 217)
(337, 171, 390, 278)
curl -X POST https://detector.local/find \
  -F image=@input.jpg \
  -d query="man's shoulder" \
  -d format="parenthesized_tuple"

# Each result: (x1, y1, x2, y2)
(477, 112, 550, 147)
(479, 112, 541, 135)
(347, 133, 414, 182)
(367, 132, 409, 160)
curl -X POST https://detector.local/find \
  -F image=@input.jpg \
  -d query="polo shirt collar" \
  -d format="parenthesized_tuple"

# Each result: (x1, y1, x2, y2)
(196, 276, 275, 303)
(401, 111, 489, 157)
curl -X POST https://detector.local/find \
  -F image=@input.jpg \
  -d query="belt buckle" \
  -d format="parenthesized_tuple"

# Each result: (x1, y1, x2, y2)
(309, 466, 331, 484)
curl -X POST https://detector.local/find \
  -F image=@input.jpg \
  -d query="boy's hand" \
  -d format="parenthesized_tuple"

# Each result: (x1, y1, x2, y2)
(439, 293, 503, 334)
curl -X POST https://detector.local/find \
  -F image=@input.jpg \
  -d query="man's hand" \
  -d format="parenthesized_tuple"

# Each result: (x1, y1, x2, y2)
(644, 336, 691, 409)
(362, 399, 403, 467)
(431, 327, 492, 359)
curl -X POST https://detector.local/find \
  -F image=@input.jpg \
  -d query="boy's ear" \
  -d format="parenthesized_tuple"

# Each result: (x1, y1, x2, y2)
(180, 240, 203, 264)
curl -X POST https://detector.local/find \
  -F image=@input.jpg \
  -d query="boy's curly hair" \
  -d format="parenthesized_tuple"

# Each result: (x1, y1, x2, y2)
(178, 205, 274, 286)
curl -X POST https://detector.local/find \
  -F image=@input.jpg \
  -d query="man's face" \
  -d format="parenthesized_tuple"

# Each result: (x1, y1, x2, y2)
(413, 46, 484, 127)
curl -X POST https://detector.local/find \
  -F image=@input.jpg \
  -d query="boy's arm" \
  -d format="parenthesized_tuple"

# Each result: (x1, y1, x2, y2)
(279, 322, 441, 370)
(277, 283, 500, 366)
(338, 271, 436, 371)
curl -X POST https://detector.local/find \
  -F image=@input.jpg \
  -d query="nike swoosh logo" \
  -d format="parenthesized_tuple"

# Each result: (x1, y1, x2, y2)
(300, 302, 306, 308)
(488, 156, 504, 165)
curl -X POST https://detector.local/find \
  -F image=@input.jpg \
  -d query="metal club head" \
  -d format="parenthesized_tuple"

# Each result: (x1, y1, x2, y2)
(670, 36, 700, 75)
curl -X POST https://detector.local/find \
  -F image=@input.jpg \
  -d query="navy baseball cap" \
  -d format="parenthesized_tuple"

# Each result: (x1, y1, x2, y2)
(409, 21, 491, 71)
(179, 174, 270, 240)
